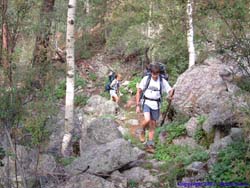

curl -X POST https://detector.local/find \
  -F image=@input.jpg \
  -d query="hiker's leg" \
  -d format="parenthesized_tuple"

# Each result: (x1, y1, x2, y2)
(110, 90, 119, 103)
(110, 90, 115, 101)
(148, 120, 156, 141)
(113, 95, 119, 103)
(141, 112, 150, 129)
(142, 105, 151, 129)
(139, 111, 150, 142)
(148, 108, 160, 141)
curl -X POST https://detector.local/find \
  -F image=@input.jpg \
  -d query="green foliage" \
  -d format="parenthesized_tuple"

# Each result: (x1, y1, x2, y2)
(127, 76, 141, 94)
(236, 77, 250, 92)
(156, 121, 186, 143)
(100, 90, 110, 99)
(74, 95, 88, 107)
(193, 127, 206, 144)
(194, 115, 207, 143)
(154, 144, 209, 165)
(123, 133, 144, 149)
(75, 74, 87, 88)
(55, 75, 86, 99)
(207, 141, 250, 186)
(24, 97, 54, 146)
(155, 144, 209, 187)
(0, 87, 23, 127)
(197, 115, 206, 125)
(55, 80, 66, 99)
(57, 156, 76, 166)
(88, 72, 97, 81)
(128, 180, 139, 188)
(193, 115, 214, 148)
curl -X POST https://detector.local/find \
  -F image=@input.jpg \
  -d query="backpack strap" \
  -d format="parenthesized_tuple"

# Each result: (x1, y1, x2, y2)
(140, 75, 151, 100)
(159, 75, 163, 98)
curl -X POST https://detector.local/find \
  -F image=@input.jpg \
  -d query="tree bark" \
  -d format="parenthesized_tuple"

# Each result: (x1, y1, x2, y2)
(187, 0, 196, 68)
(85, 0, 90, 15)
(62, 0, 77, 157)
(1, 0, 11, 83)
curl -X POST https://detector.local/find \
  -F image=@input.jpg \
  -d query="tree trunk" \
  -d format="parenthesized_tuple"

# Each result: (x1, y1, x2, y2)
(85, 0, 90, 15)
(1, 0, 11, 83)
(187, 0, 196, 68)
(147, 0, 155, 62)
(62, 0, 77, 157)
(32, 0, 55, 87)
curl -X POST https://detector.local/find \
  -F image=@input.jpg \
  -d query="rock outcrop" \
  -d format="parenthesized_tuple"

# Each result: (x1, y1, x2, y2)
(173, 56, 247, 133)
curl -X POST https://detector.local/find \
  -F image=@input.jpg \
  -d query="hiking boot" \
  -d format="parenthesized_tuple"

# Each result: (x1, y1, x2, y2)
(145, 140, 155, 153)
(145, 145, 155, 154)
(139, 129, 145, 143)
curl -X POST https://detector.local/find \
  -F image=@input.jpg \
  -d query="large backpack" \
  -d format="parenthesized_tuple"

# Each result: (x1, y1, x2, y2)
(105, 71, 116, 91)
(143, 62, 168, 81)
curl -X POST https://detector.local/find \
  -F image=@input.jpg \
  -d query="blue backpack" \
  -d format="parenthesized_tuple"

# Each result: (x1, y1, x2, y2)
(105, 71, 116, 91)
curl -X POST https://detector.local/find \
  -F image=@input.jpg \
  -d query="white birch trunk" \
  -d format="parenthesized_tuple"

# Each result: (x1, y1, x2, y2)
(147, 0, 155, 62)
(187, 0, 196, 68)
(85, 0, 90, 14)
(62, 0, 77, 157)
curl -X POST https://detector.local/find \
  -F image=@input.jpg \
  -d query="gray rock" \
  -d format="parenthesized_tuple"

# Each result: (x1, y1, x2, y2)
(202, 108, 235, 134)
(172, 56, 247, 132)
(230, 128, 243, 141)
(117, 126, 129, 136)
(29, 154, 57, 174)
(172, 136, 200, 149)
(66, 139, 141, 175)
(80, 118, 122, 152)
(84, 95, 119, 116)
(46, 107, 83, 155)
(122, 167, 158, 183)
(126, 119, 139, 126)
(158, 130, 168, 144)
(209, 136, 233, 154)
(58, 173, 116, 188)
(148, 159, 165, 169)
(110, 171, 128, 188)
(0, 145, 57, 188)
(185, 117, 199, 137)
(185, 162, 206, 173)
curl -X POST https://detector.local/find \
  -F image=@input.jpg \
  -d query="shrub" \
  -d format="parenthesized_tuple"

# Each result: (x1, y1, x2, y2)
(207, 141, 250, 186)
(74, 95, 88, 107)
(127, 76, 141, 94)
(55, 80, 66, 99)
(156, 121, 186, 143)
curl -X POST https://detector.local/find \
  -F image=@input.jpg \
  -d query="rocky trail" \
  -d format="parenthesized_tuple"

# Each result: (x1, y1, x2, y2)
(0, 53, 249, 188)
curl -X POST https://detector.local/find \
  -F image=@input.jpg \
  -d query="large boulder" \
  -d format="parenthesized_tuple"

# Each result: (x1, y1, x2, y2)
(84, 95, 119, 116)
(46, 107, 83, 155)
(122, 167, 158, 183)
(0, 145, 57, 188)
(172, 56, 247, 133)
(58, 173, 116, 188)
(66, 139, 144, 175)
(80, 118, 122, 152)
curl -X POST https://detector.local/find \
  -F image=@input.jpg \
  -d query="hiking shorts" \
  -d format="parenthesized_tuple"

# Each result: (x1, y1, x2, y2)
(110, 89, 118, 97)
(143, 104, 160, 121)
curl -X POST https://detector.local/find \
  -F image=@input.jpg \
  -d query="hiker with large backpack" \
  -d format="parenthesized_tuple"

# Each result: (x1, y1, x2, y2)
(135, 63, 174, 153)
(109, 73, 122, 103)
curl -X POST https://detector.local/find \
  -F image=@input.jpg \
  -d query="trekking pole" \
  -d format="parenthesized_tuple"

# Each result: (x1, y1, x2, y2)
(160, 89, 175, 127)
